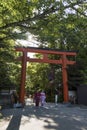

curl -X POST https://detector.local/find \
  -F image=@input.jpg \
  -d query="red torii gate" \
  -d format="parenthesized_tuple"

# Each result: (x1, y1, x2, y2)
(15, 46, 77, 104)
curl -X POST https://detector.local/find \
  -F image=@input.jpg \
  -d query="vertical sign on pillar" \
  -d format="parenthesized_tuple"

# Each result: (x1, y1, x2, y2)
(62, 54, 69, 103)
(19, 50, 27, 104)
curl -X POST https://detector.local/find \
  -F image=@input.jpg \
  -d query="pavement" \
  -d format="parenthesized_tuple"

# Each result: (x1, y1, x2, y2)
(0, 98, 87, 130)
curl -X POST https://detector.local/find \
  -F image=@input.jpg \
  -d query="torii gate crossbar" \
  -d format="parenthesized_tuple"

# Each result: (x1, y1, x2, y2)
(15, 47, 77, 104)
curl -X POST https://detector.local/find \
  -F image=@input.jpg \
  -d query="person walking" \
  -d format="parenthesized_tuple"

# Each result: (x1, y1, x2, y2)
(34, 91, 41, 107)
(40, 90, 46, 106)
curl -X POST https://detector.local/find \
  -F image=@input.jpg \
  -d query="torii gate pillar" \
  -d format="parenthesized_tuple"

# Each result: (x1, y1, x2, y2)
(19, 51, 27, 104)
(62, 54, 68, 102)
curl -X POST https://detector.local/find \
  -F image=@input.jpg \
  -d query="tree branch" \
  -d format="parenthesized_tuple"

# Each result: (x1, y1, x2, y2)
(0, 1, 86, 30)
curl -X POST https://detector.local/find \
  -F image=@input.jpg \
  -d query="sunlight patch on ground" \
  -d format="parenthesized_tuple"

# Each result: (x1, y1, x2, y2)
(20, 115, 58, 130)
(0, 115, 13, 130)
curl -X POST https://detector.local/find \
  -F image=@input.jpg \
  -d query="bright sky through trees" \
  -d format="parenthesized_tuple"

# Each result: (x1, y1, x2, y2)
(16, 32, 39, 58)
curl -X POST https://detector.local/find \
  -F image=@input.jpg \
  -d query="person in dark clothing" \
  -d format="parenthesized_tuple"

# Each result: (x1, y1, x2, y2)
(11, 90, 18, 106)
(34, 91, 41, 106)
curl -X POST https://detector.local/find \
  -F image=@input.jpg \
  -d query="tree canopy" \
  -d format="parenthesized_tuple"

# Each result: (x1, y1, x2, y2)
(0, 0, 87, 43)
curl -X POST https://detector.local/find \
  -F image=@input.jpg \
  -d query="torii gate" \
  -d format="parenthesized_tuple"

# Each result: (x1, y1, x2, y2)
(15, 46, 77, 104)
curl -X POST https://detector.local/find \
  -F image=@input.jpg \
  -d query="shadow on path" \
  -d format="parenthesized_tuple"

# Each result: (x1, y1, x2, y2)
(1, 100, 87, 130)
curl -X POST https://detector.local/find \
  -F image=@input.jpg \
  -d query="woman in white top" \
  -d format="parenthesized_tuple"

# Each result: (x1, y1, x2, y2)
(40, 91, 46, 106)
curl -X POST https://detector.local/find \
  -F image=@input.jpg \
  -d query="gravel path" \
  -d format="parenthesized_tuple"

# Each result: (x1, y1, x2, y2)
(0, 99, 87, 130)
